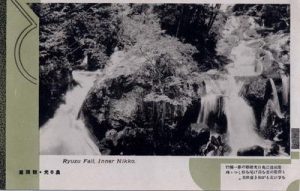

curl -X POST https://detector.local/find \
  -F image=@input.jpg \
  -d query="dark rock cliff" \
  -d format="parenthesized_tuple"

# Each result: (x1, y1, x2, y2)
(80, 51, 210, 155)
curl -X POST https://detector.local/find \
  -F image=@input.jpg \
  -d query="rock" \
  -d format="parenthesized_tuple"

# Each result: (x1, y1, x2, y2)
(115, 127, 154, 155)
(80, 50, 203, 155)
(108, 88, 141, 130)
(241, 77, 276, 127)
(186, 123, 210, 152)
(81, 74, 146, 139)
(81, 72, 201, 154)
(105, 129, 118, 146)
(170, 141, 193, 155)
(201, 135, 227, 156)
(241, 76, 289, 148)
(260, 99, 281, 139)
(267, 143, 280, 156)
(241, 77, 268, 108)
(260, 79, 288, 137)
(137, 93, 194, 155)
(237, 145, 264, 156)
(98, 138, 114, 155)
(139, 93, 188, 132)
(178, 99, 201, 128)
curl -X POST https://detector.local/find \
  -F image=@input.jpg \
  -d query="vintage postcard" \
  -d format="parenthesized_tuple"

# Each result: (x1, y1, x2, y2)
(1, 0, 300, 190)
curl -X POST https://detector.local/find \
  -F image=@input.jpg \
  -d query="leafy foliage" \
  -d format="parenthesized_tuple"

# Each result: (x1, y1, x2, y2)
(115, 5, 198, 95)
(153, 4, 229, 70)
(31, 3, 120, 125)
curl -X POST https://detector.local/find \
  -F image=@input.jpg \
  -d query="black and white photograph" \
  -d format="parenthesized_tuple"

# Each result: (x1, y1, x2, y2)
(32, 3, 290, 156)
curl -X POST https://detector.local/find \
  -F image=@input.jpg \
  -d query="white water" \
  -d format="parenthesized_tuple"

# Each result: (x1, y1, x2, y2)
(40, 70, 101, 155)
(228, 40, 263, 76)
(197, 94, 219, 124)
(199, 75, 267, 155)
(223, 76, 266, 155)
(281, 74, 289, 106)
(269, 79, 284, 118)
(222, 16, 269, 155)
(198, 15, 270, 155)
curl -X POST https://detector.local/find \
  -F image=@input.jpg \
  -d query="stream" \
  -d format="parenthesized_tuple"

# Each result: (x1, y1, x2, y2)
(40, 70, 101, 155)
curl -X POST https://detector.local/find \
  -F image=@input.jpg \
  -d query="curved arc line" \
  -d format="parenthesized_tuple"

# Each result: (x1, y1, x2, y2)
(11, 0, 38, 85)
(13, 26, 37, 85)
(18, 26, 38, 80)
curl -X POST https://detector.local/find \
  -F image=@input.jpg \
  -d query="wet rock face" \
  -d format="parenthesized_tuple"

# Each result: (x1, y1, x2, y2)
(81, 75, 144, 138)
(81, 67, 208, 155)
(241, 77, 282, 124)
(241, 76, 290, 155)
(242, 77, 268, 105)
(99, 127, 154, 155)
(241, 77, 268, 126)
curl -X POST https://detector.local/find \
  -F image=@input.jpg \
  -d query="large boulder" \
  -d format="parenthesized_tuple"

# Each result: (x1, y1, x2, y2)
(80, 51, 205, 155)
(241, 77, 283, 124)
(241, 77, 269, 126)
(242, 77, 268, 105)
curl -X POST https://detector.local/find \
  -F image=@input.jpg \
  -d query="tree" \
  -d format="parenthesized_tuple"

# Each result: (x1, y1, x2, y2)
(153, 4, 228, 71)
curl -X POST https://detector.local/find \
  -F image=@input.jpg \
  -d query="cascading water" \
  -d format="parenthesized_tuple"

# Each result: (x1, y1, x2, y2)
(281, 73, 289, 106)
(268, 78, 284, 118)
(260, 78, 284, 132)
(197, 94, 219, 124)
(40, 70, 101, 155)
(197, 77, 224, 126)
(199, 75, 267, 155)
(223, 76, 266, 155)
(222, 15, 269, 155)
(197, 14, 270, 156)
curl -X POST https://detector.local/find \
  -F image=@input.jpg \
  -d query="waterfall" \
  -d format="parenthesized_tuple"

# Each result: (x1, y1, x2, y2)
(254, 59, 263, 74)
(269, 78, 284, 118)
(281, 74, 289, 106)
(260, 78, 285, 141)
(224, 75, 266, 155)
(197, 94, 219, 124)
(40, 70, 101, 155)
(196, 14, 271, 155)
(203, 78, 221, 95)
(197, 77, 224, 125)
(197, 75, 267, 155)
(228, 39, 265, 77)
